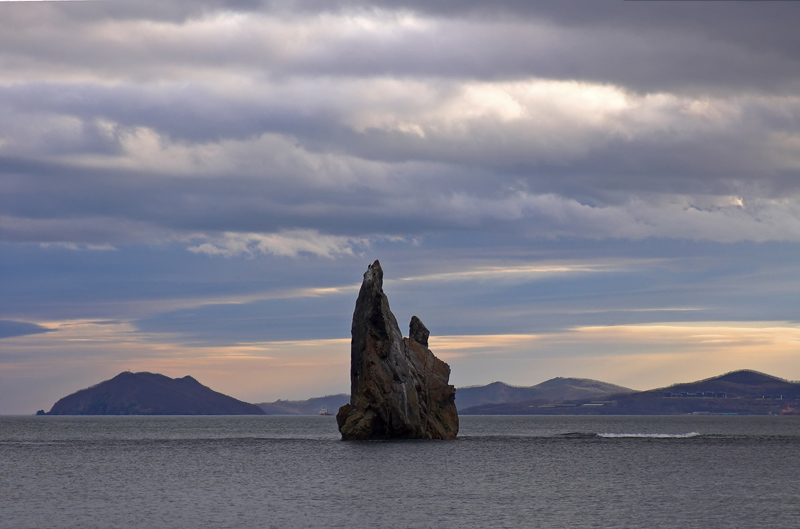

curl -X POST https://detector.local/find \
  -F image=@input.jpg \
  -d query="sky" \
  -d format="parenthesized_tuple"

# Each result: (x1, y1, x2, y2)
(2, 0, 800, 414)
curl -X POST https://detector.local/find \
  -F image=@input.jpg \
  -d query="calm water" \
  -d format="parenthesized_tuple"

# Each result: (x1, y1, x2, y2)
(3, 415, 800, 528)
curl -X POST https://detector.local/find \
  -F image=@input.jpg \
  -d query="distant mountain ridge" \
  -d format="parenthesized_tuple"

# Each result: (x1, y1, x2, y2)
(255, 394, 349, 415)
(42, 369, 800, 416)
(665, 369, 790, 392)
(455, 378, 633, 410)
(462, 370, 800, 415)
(47, 372, 265, 415)
(254, 377, 633, 415)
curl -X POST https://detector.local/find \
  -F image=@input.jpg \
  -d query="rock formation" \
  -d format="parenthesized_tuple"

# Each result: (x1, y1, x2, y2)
(337, 260, 458, 440)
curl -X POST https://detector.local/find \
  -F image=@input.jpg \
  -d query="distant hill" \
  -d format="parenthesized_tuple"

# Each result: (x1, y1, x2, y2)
(662, 370, 793, 397)
(63, 369, 795, 417)
(463, 370, 800, 415)
(456, 378, 634, 411)
(256, 394, 349, 415)
(255, 378, 632, 415)
(47, 372, 265, 415)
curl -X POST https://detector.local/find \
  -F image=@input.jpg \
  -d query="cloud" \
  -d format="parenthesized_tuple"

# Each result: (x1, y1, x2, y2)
(0, 320, 52, 339)
(0, 214, 172, 245)
(437, 321, 800, 390)
(2, 0, 800, 249)
(393, 260, 632, 284)
(0, 319, 351, 409)
(186, 230, 369, 258)
(39, 242, 117, 251)
(3, 78, 800, 245)
(4, 0, 800, 414)
(4, 1, 800, 93)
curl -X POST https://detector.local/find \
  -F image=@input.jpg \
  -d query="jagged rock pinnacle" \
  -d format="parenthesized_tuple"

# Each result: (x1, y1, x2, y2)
(336, 260, 459, 440)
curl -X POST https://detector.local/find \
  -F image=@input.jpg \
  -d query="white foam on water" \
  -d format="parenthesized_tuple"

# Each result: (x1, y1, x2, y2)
(598, 431, 701, 439)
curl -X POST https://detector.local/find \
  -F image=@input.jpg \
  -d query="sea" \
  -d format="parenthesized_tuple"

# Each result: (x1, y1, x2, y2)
(2, 414, 799, 529)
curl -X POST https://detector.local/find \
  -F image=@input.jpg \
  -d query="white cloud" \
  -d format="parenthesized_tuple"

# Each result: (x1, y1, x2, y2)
(421, 191, 800, 243)
(186, 230, 369, 259)
(38, 242, 117, 251)
(392, 260, 632, 284)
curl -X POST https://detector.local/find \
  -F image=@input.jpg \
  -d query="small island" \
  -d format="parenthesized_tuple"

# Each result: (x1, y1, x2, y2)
(45, 371, 265, 415)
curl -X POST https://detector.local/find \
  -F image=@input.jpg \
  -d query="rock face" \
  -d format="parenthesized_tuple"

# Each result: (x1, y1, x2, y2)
(337, 260, 458, 440)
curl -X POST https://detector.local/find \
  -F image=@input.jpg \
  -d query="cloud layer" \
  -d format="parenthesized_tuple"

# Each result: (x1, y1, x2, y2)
(3, 1, 800, 413)
(2, 0, 800, 249)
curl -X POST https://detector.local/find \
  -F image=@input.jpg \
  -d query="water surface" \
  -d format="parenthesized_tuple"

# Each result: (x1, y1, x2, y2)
(3, 415, 799, 528)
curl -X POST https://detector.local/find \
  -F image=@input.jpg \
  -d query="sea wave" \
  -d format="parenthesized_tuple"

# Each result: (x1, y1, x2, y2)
(558, 432, 600, 439)
(597, 431, 701, 439)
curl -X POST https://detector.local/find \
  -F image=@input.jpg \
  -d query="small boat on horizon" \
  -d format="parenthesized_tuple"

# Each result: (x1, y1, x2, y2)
(319, 407, 332, 416)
